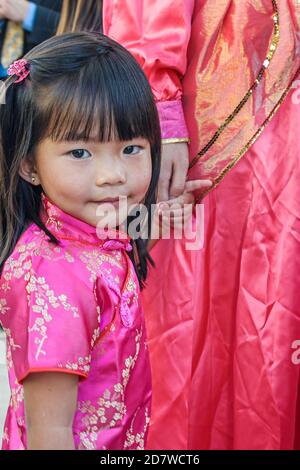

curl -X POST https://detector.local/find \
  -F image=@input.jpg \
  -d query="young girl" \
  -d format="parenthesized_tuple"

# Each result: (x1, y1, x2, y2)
(0, 32, 210, 450)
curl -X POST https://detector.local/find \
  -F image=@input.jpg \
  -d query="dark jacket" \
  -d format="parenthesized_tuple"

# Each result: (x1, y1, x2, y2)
(0, 0, 63, 57)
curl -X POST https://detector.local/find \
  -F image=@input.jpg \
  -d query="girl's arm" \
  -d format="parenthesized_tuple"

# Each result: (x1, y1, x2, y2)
(23, 372, 78, 450)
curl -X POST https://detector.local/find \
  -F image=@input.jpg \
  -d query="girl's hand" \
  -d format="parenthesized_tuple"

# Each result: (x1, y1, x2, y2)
(157, 179, 212, 229)
(148, 179, 212, 250)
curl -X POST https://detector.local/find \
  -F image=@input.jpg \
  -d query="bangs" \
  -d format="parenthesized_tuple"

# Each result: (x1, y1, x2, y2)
(1, 32, 161, 286)
(34, 54, 157, 145)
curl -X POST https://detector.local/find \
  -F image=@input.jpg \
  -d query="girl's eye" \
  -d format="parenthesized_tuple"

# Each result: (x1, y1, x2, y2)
(69, 149, 92, 159)
(123, 145, 143, 156)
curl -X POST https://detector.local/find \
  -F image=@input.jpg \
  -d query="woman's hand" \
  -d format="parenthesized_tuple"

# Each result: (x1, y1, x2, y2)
(158, 142, 190, 202)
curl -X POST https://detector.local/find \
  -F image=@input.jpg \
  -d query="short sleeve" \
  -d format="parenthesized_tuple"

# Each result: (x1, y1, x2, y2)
(1, 249, 100, 384)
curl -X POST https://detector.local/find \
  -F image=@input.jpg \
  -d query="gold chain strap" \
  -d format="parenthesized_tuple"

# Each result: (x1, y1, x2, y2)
(195, 64, 300, 202)
(189, 0, 280, 170)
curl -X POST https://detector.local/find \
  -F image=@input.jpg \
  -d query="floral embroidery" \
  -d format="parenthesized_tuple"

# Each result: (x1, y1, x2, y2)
(58, 355, 91, 375)
(43, 196, 63, 232)
(124, 407, 151, 450)
(79, 250, 124, 286)
(0, 298, 10, 315)
(2, 428, 9, 445)
(0, 196, 151, 451)
(2, 327, 21, 370)
(30, 235, 75, 263)
(2, 242, 36, 284)
(77, 328, 144, 450)
(91, 305, 101, 348)
(26, 273, 80, 360)
(122, 329, 142, 388)
(10, 381, 24, 413)
(123, 262, 139, 303)
(119, 269, 139, 328)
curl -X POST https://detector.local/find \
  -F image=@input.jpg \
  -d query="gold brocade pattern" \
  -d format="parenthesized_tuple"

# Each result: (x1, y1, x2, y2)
(189, 0, 280, 170)
(196, 65, 300, 202)
(185, 0, 300, 198)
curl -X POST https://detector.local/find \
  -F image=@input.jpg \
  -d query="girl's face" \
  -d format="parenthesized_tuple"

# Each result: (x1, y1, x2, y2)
(28, 136, 152, 228)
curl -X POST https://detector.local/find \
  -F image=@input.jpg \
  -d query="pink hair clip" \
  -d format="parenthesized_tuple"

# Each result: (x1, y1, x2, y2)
(7, 59, 30, 83)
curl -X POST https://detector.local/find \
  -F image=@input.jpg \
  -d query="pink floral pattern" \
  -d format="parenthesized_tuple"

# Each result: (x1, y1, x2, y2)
(0, 196, 151, 450)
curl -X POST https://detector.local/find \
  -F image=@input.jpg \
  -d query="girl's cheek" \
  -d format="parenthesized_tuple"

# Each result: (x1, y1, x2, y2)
(141, 158, 152, 184)
(140, 170, 152, 191)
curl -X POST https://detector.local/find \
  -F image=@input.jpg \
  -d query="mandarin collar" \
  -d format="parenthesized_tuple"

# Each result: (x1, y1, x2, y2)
(40, 194, 132, 251)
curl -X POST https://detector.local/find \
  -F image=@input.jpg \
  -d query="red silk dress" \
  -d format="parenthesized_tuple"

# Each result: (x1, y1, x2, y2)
(104, 0, 300, 449)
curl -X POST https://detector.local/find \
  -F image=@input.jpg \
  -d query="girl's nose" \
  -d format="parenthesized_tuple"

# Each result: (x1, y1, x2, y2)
(95, 161, 126, 186)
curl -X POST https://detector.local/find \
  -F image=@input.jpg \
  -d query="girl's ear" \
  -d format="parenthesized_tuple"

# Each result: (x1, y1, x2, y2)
(19, 159, 41, 186)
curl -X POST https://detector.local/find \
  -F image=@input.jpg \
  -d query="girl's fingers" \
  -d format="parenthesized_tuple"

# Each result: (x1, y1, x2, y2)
(161, 217, 192, 231)
(160, 192, 194, 207)
(160, 205, 194, 230)
(161, 205, 193, 218)
(161, 179, 212, 206)
(157, 179, 212, 215)
(184, 179, 213, 193)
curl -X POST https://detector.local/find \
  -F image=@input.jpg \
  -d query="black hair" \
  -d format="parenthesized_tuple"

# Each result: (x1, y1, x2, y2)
(0, 32, 161, 287)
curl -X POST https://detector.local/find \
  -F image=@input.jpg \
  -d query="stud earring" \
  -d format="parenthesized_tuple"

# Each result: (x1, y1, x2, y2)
(31, 176, 36, 184)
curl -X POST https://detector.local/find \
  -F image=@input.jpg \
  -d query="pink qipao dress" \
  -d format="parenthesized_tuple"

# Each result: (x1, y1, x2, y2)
(0, 197, 151, 450)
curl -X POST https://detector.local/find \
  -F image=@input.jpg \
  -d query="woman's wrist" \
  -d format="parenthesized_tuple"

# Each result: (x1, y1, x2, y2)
(157, 100, 189, 141)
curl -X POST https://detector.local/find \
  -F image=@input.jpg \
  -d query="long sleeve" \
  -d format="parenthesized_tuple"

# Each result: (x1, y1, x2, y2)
(103, 0, 194, 139)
